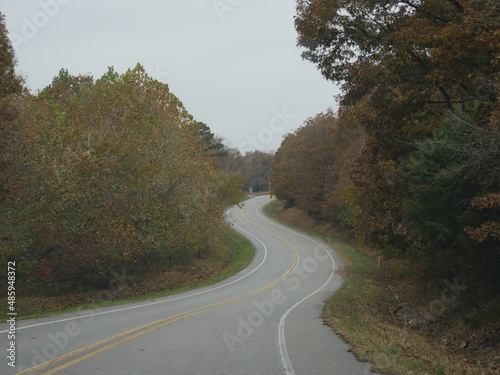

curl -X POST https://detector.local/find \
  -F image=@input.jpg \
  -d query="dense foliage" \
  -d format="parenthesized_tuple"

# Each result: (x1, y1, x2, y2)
(2, 66, 230, 293)
(272, 0, 499, 295)
(0, 14, 23, 204)
(271, 110, 362, 230)
(213, 148, 275, 193)
(0, 14, 249, 294)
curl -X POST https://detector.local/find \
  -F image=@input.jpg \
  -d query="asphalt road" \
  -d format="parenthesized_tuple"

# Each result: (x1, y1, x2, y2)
(1, 196, 377, 374)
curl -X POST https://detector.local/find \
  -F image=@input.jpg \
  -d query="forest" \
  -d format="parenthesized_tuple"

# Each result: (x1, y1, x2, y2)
(1, 0, 498, 310)
(0, 13, 275, 296)
(272, 0, 499, 301)
(1, 1, 497, 372)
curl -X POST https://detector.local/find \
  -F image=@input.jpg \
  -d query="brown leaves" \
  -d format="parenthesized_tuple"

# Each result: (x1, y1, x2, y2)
(1, 64, 228, 294)
(465, 221, 500, 243)
(471, 193, 500, 211)
(465, 193, 500, 243)
(271, 109, 362, 230)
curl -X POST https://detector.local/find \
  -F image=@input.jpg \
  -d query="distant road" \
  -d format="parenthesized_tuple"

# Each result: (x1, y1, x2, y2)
(0, 196, 376, 374)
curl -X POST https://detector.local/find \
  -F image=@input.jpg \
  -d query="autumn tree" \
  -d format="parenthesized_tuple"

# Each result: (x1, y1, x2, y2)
(271, 109, 362, 230)
(240, 151, 274, 192)
(2, 64, 230, 293)
(295, 0, 499, 248)
(295, 0, 498, 117)
(0, 14, 24, 292)
(0, 13, 23, 203)
(272, 112, 336, 214)
(192, 122, 247, 204)
(211, 146, 274, 199)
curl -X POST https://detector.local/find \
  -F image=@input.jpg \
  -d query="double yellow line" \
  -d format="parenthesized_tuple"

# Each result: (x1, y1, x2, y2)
(18, 203, 299, 375)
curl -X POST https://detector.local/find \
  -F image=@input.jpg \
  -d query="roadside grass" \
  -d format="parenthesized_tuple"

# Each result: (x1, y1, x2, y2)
(264, 200, 497, 375)
(12, 226, 254, 319)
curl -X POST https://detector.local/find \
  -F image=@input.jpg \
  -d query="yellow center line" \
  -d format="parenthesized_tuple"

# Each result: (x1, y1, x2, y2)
(18, 203, 299, 375)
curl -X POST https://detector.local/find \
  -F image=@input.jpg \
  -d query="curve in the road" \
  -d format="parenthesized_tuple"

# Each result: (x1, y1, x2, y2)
(2, 197, 375, 375)
(253, 204, 337, 375)
(12, 201, 301, 375)
(1, 207, 267, 335)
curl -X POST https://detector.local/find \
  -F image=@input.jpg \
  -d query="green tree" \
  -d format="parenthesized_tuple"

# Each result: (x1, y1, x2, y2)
(406, 107, 500, 285)
(194, 121, 227, 158)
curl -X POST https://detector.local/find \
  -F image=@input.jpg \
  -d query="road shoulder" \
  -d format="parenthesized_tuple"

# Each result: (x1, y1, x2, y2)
(263, 200, 499, 375)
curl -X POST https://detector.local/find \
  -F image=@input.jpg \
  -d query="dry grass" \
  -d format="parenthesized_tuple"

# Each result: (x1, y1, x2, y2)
(265, 200, 499, 375)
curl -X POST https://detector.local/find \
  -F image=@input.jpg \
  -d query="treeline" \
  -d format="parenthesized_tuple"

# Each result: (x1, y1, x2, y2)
(214, 149, 274, 193)
(191, 124, 274, 196)
(272, 0, 499, 295)
(0, 14, 246, 294)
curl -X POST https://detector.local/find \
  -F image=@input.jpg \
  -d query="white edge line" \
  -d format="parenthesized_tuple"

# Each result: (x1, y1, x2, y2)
(255, 199, 337, 375)
(0, 205, 268, 334)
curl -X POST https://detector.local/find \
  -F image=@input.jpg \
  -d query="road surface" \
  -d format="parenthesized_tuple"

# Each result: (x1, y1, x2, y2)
(1, 195, 377, 374)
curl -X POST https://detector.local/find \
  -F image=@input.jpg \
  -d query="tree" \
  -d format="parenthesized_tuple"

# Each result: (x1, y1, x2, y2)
(295, 0, 498, 109)
(194, 121, 227, 158)
(0, 14, 24, 288)
(273, 112, 337, 215)
(291, 0, 500, 296)
(0, 13, 23, 203)
(295, 0, 499, 253)
(406, 106, 500, 285)
(271, 109, 362, 229)
(2, 64, 229, 293)
(240, 151, 274, 192)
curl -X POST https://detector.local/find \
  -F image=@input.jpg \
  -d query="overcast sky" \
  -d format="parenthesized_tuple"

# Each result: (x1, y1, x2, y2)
(2, 0, 339, 152)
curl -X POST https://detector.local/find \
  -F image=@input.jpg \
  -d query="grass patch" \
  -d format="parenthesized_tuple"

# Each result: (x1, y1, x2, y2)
(265, 200, 499, 375)
(13, 226, 254, 319)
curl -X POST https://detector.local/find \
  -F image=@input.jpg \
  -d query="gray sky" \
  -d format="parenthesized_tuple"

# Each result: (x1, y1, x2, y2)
(2, 0, 339, 152)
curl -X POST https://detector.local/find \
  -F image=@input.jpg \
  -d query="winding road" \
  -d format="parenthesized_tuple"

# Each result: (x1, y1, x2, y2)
(1, 196, 376, 374)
